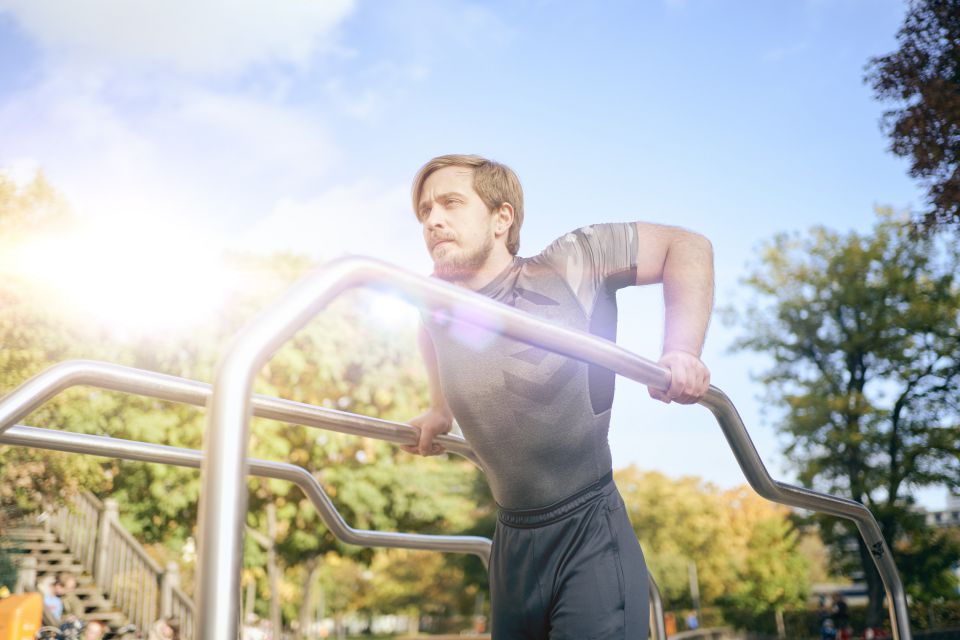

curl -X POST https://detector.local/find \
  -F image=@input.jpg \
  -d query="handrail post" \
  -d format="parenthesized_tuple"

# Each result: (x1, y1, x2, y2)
(95, 499, 117, 583)
(14, 556, 37, 594)
(161, 561, 180, 618)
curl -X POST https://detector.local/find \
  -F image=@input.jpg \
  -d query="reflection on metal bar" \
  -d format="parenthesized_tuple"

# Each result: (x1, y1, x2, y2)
(0, 359, 480, 467)
(0, 424, 492, 564)
(0, 359, 668, 633)
(199, 256, 910, 640)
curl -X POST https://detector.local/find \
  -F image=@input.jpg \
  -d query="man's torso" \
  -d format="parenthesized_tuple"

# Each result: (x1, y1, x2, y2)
(424, 223, 638, 508)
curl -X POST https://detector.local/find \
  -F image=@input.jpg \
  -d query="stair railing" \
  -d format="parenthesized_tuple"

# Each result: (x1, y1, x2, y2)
(43, 489, 194, 634)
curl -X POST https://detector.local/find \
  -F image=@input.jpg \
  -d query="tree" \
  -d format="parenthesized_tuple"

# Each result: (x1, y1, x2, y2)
(729, 209, 960, 626)
(865, 0, 960, 233)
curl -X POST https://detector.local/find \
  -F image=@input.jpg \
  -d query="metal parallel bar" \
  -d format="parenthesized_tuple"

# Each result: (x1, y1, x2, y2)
(0, 361, 668, 635)
(0, 424, 492, 566)
(0, 359, 481, 468)
(196, 255, 910, 640)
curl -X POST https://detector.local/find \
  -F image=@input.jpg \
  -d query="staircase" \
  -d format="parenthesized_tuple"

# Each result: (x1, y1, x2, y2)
(4, 525, 127, 627)
(2, 492, 195, 638)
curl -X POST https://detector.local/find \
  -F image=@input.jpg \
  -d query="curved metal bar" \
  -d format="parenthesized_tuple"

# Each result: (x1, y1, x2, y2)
(0, 358, 669, 634)
(198, 255, 910, 640)
(0, 424, 492, 564)
(0, 359, 669, 633)
(0, 359, 481, 467)
(648, 573, 666, 640)
(701, 391, 909, 638)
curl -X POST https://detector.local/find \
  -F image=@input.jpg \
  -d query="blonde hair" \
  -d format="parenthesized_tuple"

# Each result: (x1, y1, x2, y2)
(411, 154, 524, 255)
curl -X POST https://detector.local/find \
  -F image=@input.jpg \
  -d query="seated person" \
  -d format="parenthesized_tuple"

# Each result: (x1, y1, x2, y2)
(41, 571, 80, 626)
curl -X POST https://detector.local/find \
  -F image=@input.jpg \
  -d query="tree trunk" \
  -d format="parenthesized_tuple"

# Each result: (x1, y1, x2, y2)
(775, 607, 786, 639)
(855, 535, 887, 628)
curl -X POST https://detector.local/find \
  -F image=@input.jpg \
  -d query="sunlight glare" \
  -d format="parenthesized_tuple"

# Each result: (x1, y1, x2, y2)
(7, 219, 236, 337)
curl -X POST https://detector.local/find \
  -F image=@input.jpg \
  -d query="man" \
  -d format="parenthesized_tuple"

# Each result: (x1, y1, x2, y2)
(402, 154, 713, 639)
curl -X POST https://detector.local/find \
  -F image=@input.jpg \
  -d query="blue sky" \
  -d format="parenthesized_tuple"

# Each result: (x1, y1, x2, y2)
(0, 1, 949, 510)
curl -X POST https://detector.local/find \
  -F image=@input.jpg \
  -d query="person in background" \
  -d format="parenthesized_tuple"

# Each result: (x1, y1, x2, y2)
(42, 571, 80, 625)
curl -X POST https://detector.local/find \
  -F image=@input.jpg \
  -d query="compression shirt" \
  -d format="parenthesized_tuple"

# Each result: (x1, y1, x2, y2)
(423, 223, 639, 509)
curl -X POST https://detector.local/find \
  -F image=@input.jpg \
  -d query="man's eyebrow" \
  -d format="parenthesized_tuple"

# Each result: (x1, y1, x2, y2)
(419, 191, 465, 210)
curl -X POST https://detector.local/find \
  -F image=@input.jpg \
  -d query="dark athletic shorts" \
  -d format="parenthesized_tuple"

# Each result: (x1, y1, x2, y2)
(490, 472, 650, 639)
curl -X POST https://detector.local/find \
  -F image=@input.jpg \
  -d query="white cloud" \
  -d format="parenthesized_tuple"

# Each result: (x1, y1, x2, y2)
(0, 74, 338, 233)
(0, 0, 357, 74)
(233, 181, 432, 273)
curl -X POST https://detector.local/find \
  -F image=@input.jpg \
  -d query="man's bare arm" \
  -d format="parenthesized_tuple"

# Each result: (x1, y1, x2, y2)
(401, 322, 455, 455)
(634, 222, 714, 403)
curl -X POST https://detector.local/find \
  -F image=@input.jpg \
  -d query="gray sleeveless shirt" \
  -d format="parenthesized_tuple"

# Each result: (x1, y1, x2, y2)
(424, 223, 639, 509)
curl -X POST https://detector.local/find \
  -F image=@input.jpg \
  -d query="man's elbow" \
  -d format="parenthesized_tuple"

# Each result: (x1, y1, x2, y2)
(674, 230, 713, 262)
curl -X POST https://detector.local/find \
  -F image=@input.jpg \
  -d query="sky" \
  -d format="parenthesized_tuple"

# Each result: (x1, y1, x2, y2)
(0, 0, 951, 511)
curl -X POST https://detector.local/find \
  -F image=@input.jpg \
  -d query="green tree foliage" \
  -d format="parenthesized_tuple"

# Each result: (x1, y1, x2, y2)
(865, 0, 960, 233)
(728, 209, 960, 626)
(896, 525, 960, 602)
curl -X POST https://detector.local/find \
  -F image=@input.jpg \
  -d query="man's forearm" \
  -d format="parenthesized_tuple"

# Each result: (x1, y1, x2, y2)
(661, 234, 714, 356)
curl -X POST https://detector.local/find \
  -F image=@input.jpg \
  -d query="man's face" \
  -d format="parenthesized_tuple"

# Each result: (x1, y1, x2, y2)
(418, 166, 497, 281)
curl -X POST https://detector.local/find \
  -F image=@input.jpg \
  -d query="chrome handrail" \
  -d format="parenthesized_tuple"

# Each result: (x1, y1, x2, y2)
(196, 255, 909, 640)
(0, 359, 480, 467)
(0, 359, 668, 637)
(0, 424, 492, 563)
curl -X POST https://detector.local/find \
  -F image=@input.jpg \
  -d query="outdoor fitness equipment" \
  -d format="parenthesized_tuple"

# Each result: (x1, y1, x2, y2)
(0, 256, 913, 640)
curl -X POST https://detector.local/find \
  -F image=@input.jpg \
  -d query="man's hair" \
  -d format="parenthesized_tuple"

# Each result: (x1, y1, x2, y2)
(411, 154, 524, 255)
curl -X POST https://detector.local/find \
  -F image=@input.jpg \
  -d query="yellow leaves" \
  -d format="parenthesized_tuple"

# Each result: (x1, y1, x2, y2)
(615, 467, 814, 609)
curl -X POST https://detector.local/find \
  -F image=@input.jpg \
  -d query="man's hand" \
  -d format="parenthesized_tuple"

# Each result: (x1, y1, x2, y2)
(648, 350, 710, 404)
(401, 407, 454, 456)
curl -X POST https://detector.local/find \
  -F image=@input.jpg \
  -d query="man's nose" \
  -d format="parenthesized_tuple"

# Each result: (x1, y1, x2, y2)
(424, 205, 447, 228)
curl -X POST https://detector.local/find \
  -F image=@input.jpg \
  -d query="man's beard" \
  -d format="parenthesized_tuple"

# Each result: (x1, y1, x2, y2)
(433, 234, 494, 282)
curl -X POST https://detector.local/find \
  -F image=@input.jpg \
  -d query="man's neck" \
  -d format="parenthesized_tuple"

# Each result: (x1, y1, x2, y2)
(458, 248, 514, 291)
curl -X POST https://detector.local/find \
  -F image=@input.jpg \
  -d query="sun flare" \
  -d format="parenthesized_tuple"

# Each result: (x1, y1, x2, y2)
(4, 219, 237, 337)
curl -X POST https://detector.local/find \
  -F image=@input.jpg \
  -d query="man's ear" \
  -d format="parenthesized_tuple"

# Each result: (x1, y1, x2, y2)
(494, 202, 514, 236)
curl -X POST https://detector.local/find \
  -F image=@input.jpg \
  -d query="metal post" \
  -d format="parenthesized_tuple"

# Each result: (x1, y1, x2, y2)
(0, 255, 914, 640)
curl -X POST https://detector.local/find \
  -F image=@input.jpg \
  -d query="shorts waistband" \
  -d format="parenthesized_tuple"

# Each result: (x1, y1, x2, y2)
(497, 471, 614, 528)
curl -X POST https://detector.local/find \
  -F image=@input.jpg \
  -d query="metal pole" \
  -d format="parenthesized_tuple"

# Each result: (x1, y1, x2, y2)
(0, 359, 669, 633)
(193, 256, 908, 640)
(0, 424, 492, 565)
(648, 573, 666, 640)
(0, 359, 480, 467)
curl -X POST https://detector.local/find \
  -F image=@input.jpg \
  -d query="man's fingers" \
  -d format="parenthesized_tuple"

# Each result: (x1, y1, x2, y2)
(649, 361, 710, 404)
